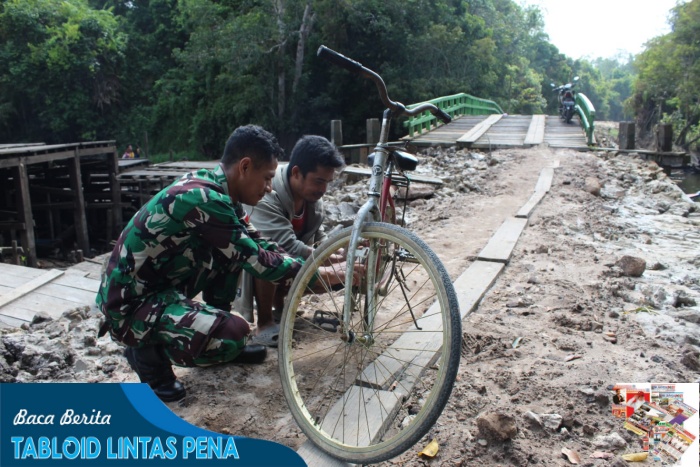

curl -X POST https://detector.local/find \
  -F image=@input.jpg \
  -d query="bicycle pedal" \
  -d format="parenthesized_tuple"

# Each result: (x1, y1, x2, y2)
(312, 310, 340, 333)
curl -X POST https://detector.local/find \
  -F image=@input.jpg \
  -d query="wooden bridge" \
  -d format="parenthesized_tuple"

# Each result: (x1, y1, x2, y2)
(405, 114, 591, 150)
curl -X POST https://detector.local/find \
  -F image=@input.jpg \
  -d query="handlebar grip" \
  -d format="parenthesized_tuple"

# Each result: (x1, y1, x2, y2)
(317, 45, 364, 74)
(434, 108, 452, 124)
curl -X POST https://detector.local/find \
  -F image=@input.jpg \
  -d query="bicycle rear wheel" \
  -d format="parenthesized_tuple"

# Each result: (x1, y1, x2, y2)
(278, 222, 461, 464)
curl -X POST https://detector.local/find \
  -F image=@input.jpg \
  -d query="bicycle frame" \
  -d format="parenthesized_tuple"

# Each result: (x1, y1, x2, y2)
(342, 110, 392, 340)
(316, 45, 451, 342)
(278, 46, 460, 463)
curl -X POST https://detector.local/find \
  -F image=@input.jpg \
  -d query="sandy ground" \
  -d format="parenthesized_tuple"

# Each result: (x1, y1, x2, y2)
(1, 122, 699, 466)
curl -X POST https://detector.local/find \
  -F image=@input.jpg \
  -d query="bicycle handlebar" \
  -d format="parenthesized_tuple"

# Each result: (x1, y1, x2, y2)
(317, 45, 451, 124)
(317, 46, 365, 76)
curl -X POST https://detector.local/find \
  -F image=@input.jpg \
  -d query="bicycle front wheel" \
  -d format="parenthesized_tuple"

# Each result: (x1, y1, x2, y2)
(278, 222, 461, 464)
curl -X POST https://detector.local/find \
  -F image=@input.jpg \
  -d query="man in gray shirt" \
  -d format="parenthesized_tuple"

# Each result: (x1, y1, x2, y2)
(238, 135, 344, 346)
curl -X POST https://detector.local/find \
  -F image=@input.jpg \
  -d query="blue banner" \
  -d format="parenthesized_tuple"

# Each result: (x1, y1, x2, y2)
(0, 383, 305, 466)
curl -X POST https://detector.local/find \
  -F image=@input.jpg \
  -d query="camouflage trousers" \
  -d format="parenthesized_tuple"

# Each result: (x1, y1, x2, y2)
(119, 288, 250, 368)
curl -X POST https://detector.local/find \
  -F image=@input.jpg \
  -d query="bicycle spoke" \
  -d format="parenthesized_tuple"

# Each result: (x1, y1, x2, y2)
(279, 224, 460, 463)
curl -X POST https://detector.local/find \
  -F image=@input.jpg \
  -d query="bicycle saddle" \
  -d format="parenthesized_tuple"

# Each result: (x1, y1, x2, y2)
(367, 149, 418, 172)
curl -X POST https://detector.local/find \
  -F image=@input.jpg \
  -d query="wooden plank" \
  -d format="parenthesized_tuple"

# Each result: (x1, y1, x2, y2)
(0, 274, 45, 289)
(108, 149, 123, 238)
(0, 143, 79, 156)
(357, 329, 441, 389)
(0, 143, 45, 150)
(0, 144, 101, 167)
(52, 272, 101, 293)
(297, 443, 354, 467)
(476, 217, 528, 263)
(471, 115, 531, 148)
(118, 159, 150, 172)
(456, 114, 503, 145)
(69, 152, 90, 254)
(68, 254, 108, 280)
(0, 293, 83, 322)
(453, 260, 505, 319)
(0, 263, 45, 281)
(320, 385, 403, 448)
(0, 312, 30, 328)
(154, 161, 220, 170)
(36, 283, 97, 304)
(534, 167, 554, 192)
(117, 169, 190, 179)
(544, 116, 588, 149)
(0, 269, 64, 309)
(524, 115, 546, 145)
(516, 167, 555, 218)
(515, 191, 547, 218)
(14, 163, 37, 267)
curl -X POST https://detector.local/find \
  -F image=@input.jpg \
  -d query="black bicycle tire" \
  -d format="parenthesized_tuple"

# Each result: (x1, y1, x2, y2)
(278, 222, 461, 464)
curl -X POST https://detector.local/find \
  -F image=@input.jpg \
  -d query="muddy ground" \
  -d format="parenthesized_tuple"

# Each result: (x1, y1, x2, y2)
(1, 122, 699, 466)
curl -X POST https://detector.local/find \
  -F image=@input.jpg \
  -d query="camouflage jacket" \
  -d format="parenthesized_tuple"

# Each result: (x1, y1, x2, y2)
(96, 164, 304, 342)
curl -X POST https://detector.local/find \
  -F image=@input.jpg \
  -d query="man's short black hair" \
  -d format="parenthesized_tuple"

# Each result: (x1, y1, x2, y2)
(288, 135, 344, 178)
(221, 125, 284, 168)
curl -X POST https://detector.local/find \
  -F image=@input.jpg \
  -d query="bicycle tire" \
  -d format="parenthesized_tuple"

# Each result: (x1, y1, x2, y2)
(278, 222, 461, 464)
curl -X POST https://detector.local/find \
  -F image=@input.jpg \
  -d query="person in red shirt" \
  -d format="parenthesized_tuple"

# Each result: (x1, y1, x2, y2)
(237, 135, 344, 346)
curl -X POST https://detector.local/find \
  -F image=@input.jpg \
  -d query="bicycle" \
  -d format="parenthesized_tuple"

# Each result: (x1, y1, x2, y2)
(278, 45, 462, 464)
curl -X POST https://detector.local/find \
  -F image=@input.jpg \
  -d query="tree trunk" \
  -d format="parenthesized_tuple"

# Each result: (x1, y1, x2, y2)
(675, 116, 699, 149)
(293, 3, 315, 95)
(275, 0, 287, 120)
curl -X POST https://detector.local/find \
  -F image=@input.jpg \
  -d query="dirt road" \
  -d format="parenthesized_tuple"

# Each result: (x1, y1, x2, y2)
(2, 130, 699, 466)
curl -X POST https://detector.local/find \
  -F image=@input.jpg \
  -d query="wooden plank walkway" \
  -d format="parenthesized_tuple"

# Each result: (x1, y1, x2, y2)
(456, 114, 503, 146)
(524, 115, 546, 146)
(469, 115, 532, 149)
(516, 167, 554, 218)
(407, 116, 488, 146)
(0, 255, 106, 328)
(544, 116, 589, 149)
(407, 114, 588, 150)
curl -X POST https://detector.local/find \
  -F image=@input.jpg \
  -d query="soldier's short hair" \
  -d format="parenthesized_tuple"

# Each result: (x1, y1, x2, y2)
(221, 125, 284, 168)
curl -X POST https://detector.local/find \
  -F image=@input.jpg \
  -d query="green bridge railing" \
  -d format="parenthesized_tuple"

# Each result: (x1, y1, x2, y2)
(404, 93, 503, 137)
(575, 93, 596, 145)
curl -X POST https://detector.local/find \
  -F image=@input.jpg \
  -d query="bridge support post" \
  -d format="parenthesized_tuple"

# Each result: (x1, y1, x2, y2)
(656, 124, 673, 152)
(331, 120, 343, 147)
(366, 118, 380, 145)
(619, 122, 635, 150)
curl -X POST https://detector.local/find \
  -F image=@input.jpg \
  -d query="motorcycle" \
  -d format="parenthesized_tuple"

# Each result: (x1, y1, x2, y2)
(551, 76, 579, 124)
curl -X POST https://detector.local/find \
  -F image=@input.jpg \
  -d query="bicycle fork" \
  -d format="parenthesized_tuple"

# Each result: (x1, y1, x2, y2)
(341, 147, 390, 345)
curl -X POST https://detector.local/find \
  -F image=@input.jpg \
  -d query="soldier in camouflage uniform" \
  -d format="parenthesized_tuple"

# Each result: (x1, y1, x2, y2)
(97, 125, 349, 402)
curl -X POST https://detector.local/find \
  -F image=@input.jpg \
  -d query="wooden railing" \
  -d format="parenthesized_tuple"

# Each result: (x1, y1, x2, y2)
(404, 93, 504, 137)
(575, 93, 596, 145)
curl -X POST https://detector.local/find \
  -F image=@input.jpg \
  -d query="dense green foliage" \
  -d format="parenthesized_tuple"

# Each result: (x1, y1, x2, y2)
(628, 0, 699, 150)
(1, 0, 684, 156)
(0, 0, 126, 142)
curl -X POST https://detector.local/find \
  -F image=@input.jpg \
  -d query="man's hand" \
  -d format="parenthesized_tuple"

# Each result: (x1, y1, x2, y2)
(318, 260, 365, 287)
(327, 247, 346, 264)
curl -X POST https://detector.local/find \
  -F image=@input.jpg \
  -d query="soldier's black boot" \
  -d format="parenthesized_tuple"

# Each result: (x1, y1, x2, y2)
(124, 345, 186, 402)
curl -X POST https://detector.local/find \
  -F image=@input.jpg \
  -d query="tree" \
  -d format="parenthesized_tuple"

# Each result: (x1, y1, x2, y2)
(148, 0, 319, 156)
(0, 0, 126, 143)
(629, 0, 700, 149)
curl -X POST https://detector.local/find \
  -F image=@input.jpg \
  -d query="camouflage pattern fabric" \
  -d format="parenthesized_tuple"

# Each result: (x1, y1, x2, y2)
(96, 164, 305, 366)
